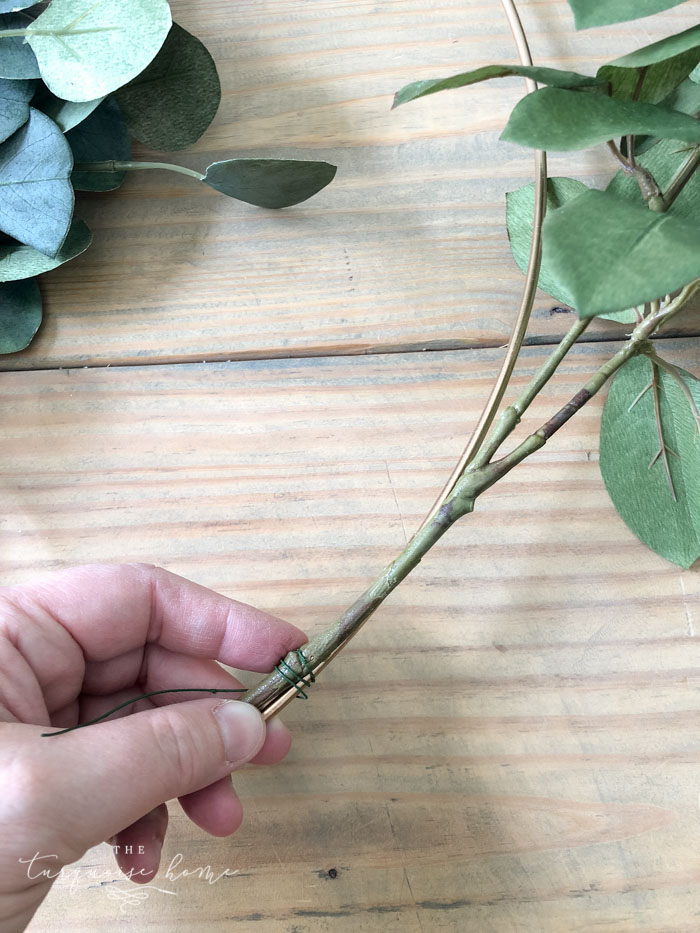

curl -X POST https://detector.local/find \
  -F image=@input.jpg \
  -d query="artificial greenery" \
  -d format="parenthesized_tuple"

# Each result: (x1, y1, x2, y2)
(0, 0, 336, 354)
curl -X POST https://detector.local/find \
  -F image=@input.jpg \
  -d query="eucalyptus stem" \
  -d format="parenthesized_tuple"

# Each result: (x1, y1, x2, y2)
(243, 288, 696, 716)
(73, 160, 205, 181)
(663, 146, 700, 210)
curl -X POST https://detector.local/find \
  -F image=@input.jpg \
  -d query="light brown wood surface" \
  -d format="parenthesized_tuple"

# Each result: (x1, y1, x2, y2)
(3, 1, 700, 931)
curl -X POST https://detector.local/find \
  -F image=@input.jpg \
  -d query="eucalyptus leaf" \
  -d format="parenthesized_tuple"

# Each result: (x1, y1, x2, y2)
(32, 85, 104, 132)
(202, 159, 337, 209)
(0, 76, 32, 143)
(542, 189, 700, 317)
(600, 355, 700, 568)
(631, 79, 700, 153)
(607, 137, 700, 222)
(392, 65, 603, 108)
(610, 24, 700, 68)
(567, 0, 691, 30)
(27, 0, 172, 102)
(0, 11, 40, 79)
(506, 177, 636, 324)
(114, 22, 220, 151)
(501, 87, 700, 151)
(0, 220, 91, 282)
(67, 97, 130, 191)
(0, 276, 41, 353)
(0, 107, 73, 257)
(0, 1, 39, 11)
(599, 49, 700, 105)
(691, 63, 700, 83)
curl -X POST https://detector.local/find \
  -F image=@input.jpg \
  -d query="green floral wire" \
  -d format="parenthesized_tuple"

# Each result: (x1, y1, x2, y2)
(41, 649, 314, 737)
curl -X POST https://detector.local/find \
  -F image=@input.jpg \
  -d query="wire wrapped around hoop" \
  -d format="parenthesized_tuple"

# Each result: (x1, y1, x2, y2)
(274, 649, 315, 699)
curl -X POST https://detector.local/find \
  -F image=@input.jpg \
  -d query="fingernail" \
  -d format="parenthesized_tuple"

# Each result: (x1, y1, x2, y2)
(213, 701, 265, 766)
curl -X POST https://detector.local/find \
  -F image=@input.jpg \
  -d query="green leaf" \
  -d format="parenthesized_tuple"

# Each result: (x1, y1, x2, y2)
(0, 2, 38, 11)
(392, 65, 603, 108)
(506, 177, 637, 324)
(202, 159, 337, 209)
(691, 63, 700, 83)
(607, 137, 700, 222)
(0, 107, 73, 257)
(542, 189, 700, 317)
(32, 85, 104, 132)
(600, 355, 700, 568)
(114, 22, 220, 151)
(27, 0, 172, 102)
(631, 79, 700, 153)
(0, 11, 40, 79)
(67, 97, 130, 191)
(0, 276, 41, 353)
(610, 24, 700, 68)
(501, 87, 700, 151)
(567, 0, 691, 30)
(0, 220, 91, 282)
(0, 76, 33, 143)
(599, 51, 700, 106)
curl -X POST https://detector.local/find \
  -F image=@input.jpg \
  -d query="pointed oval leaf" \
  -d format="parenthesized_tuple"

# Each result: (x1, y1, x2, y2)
(0, 11, 40, 79)
(631, 79, 700, 153)
(114, 23, 220, 151)
(599, 49, 700, 105)
(32, 85, 104, 132)
(568, 0, 691, 30)
(0, 220, 91, 282)
(0, 276, 41, 353)
(27, 0, 172, 102)
(611, 24, 700, 68)
(506, 177, 636, 324)
(600, 355, 700, 568)
(67, 97, 130, 191)
(607, 137, 700, 222)
(202, 159, 337, 209)
(393, 65, 603, 108)
(0, 107, 73, 257)
(501, 87, 700, 151)
(542, 189, 700, 317)
(0, 76, 33, 143)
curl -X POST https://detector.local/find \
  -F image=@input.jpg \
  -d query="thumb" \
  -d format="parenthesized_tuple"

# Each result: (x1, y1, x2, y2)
(17, 699, 265, 866)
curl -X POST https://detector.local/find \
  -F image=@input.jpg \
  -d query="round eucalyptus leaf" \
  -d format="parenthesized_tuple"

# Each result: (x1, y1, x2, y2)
(202, 159, 337, 209)
(67, 97, 130, 191)
(32, 84, 104, 132)
(27, 0, 172, 102)
(0, 76, 33, 143)
(115, 23, 220, 151)
(0, 107, 73, 257)
(0, 11, 40, 79)
(0, 277, 41, 354)
(0, 220, 91, 282)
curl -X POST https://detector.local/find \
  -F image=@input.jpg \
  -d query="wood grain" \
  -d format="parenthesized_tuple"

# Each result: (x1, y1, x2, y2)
(3, 0, 699, 371)
(5, 339, 700, 932)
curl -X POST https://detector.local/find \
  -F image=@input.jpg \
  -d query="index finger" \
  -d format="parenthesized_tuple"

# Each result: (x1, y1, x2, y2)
(4, 563, 307, 672)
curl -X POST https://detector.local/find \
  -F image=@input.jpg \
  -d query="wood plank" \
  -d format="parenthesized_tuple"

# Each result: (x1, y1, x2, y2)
(5, 0, 699, 371)
(6, 341, 700, 931)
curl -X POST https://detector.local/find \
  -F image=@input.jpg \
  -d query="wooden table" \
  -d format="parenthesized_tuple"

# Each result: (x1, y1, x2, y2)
(5, 2, 700, 930)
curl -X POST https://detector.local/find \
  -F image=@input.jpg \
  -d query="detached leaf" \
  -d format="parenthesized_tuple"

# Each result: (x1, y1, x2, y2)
(0, 277, 41, 353)
(0, 11, 40, 79)
(393, 65, 603, 108)
(0, 107, 73, 257)
(506, 177, 636, 324)
(67, 97, 130, 191)
(27, 0, 172, 102)
(0, 76, 33, 143)
(32, 85, 104, 132)
(0, 220, 91, 282)
(607, 137, 700, 222)
(600, 355, 700, 568)
(567, 0, 690, 30)
(114, 23, 220, 151)
(501, 87, 700, 151)
(202, 159, 337, 208)
(542, 189, 700, 317)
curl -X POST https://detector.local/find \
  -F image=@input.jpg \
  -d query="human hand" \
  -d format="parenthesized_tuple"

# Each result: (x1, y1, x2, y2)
(0, 563, 306, 933)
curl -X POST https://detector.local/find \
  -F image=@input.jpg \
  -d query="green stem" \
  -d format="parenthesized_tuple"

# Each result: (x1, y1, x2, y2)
(73, 160, 205, 182)
(662, 146, 700, 211)
(470, 315, 591, 470)
(243, 290, 696, 716)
